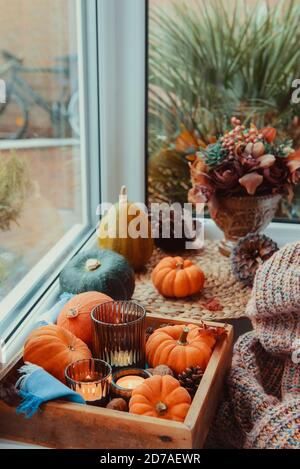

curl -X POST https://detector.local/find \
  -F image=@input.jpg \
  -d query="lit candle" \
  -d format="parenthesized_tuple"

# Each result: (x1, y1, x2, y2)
(75, 381, 105, 402)
(116, 375, 145, 390)
(109, 350, 134, 367)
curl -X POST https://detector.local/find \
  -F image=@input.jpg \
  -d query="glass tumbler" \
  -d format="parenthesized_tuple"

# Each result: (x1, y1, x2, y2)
(91, 301, 146, 369)
(65, 358, 112, 406)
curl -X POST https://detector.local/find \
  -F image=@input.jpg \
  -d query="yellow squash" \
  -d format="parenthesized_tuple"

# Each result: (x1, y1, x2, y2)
(98, 186, 153, 270)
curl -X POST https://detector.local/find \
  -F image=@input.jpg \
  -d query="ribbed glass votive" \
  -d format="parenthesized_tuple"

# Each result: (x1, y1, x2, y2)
(91, 301, 146, 369)
(65, 358, 112, 406)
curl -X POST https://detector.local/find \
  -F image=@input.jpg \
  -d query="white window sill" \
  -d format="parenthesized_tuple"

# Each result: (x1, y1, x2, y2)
(204, 218, 300, 247)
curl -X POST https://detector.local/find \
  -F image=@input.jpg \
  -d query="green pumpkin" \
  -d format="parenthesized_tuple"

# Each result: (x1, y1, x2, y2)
(59, 249, 135, 300)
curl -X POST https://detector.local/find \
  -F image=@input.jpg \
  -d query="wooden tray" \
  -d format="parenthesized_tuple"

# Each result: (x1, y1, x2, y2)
(0, 315, 233, 449)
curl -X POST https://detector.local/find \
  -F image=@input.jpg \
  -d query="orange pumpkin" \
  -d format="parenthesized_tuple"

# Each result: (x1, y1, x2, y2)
(152, 256, 205, 298)
(129, 375, 191, 422)
(261, 127, 277, 143)
(146, 323, 224, 375)
(57, 291, 112, 347)
(23, 324, 92, 383)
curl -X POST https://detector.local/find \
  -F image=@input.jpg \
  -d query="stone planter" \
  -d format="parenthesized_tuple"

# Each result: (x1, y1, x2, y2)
(209, 193, 281, 256)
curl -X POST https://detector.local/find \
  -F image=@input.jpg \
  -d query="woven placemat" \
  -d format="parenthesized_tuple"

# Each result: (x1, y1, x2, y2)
(132, 241, 251, 322)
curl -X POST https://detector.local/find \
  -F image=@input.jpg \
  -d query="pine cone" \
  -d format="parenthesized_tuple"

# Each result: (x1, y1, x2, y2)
(146, 326, 155, 342)
(150, 207, 195, 253)
(178, 366, 204, 397)
(231, 233, 279, 287)
(0, 381, 20, 407)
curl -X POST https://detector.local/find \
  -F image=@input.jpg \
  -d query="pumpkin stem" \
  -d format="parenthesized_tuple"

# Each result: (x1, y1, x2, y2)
(199, 320, 207, 330)
(156, 401, 168, 415)
(120, 185, 127, 197)
(85, 258, 101, 272)
(66, 308, 79, 319)
(176, 261, 184, 270)
(177, 326, 189, 345)
(119, 185, 128, 205)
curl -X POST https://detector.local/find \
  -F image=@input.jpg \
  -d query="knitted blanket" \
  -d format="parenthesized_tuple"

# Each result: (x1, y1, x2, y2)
(207, 332, 300, 449)
(207, 241, 300, 449)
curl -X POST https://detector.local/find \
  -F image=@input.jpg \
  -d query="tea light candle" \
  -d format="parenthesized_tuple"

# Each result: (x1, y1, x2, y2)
(111, 368, 151, 400)
(116, 375, 145, 390)
(75, 378, 105, 402)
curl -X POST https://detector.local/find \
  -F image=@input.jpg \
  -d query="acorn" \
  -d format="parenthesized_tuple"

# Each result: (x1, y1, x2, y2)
(106, 398, 128, 412)
(152, 365, 174, 377)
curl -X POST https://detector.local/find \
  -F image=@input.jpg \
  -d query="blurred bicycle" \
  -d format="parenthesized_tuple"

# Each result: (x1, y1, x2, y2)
(0, 50, 80, 140)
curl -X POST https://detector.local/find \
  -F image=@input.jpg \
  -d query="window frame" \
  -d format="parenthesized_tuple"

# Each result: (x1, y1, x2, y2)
(0, 0, 148, 368)
(0, 0, 101, 349)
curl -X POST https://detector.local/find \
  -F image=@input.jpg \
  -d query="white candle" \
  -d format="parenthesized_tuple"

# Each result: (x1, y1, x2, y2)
(116, 375, 145, 390)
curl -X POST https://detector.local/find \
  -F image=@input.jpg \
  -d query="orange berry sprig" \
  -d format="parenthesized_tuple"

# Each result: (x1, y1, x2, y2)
(220, 117, 264, 157)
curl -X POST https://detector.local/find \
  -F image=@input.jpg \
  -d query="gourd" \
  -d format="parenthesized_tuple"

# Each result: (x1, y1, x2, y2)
(129, 375, 191, 422)
(23, 324, 92, 383)
(146, 323, 224, 375)
(151, 256, 205, 298)
(97, 186, 154, 270)
(59, 248, 135, 300)
(57, 291, 112, 347)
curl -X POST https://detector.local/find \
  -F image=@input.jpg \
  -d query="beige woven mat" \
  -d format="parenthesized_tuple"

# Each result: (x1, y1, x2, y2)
(132, 241, 251, 321)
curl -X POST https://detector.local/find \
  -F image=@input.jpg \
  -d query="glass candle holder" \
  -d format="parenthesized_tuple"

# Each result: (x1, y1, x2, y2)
(91, 301, 146, 369)
(111, 368, 152, 400)
(65, 358, 112, 407)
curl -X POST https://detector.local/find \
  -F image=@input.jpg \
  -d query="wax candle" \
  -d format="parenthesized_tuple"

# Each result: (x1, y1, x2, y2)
(111, 368, 152, 400)
(75, 381, 105, 402)
(116, 375, 145, 390)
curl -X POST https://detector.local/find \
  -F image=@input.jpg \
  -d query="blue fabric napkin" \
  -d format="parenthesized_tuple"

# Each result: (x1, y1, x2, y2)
(16, 363, 85, 418)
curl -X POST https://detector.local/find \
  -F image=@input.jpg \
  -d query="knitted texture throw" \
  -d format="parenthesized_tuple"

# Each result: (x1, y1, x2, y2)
(207, 242, 300, 449)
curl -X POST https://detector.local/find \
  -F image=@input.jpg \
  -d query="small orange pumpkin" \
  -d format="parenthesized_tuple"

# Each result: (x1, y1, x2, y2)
(129, 375, 191, 422)
(146, 323, 224, 375)
(152, 256, 205, 298)
(57, 291, 112, 347)
(23, 324, 92, 383)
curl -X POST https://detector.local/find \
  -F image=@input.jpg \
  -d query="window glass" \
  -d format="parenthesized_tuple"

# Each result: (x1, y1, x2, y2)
(147, 0, 300, 220)
(0, 0, 86, 306)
